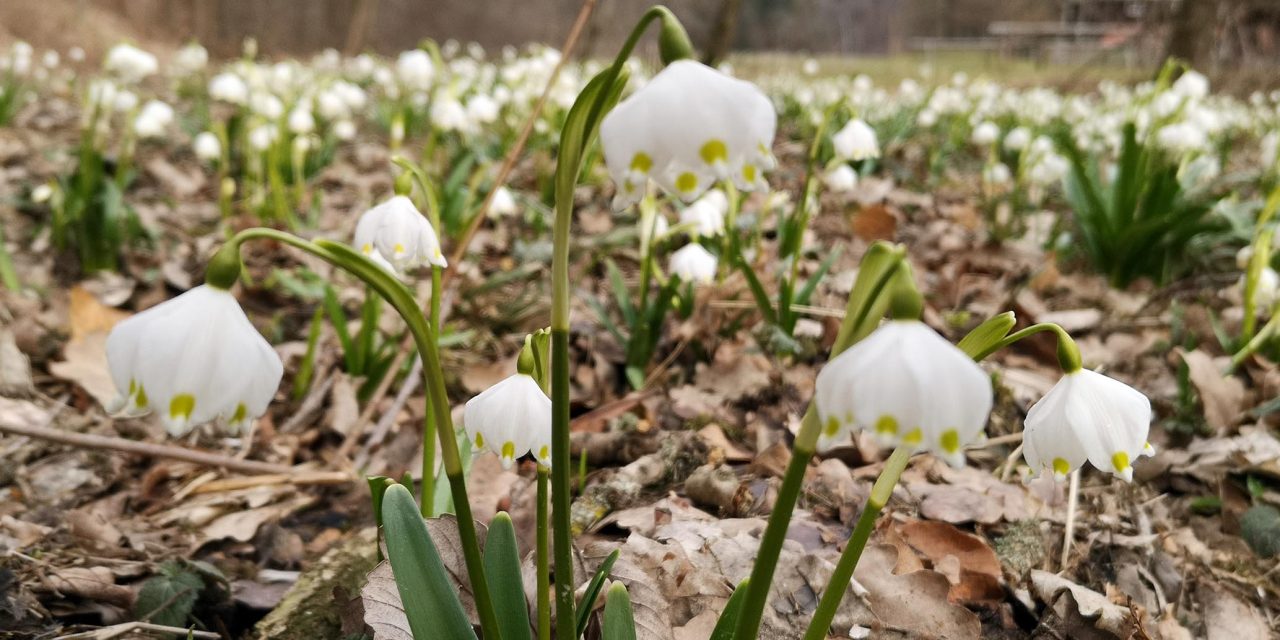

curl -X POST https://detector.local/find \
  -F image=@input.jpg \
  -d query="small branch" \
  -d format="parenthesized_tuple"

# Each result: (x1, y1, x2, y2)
(0, 421, 297, 475)
(50, 622, 220, 639)
(188, 471, 354, 494)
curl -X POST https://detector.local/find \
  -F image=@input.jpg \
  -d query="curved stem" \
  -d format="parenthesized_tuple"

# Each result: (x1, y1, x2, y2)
(802, 447, 911, 640)
(226, 228, 502, 640)
(973, 321, 1081, 371)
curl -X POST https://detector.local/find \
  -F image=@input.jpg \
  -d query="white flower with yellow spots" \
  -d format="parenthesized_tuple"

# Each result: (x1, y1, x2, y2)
(105, 285, 283, 437)
(353, 196, 447, 273)
(669, 242, 717, 285)
(600, 60, 776, 210)
(814, 320, 992, 464)
(1022, 369, 1153, 482)
(464, 373, 552, 468)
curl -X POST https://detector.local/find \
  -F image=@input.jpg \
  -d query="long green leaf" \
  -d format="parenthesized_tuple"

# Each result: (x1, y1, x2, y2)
(709, 579, 750, 640)
(602, 583, 637, 640)
(381, 484, 476, 640)
(322, 286, 357, 372)
(576, 549, 620, 638)
(483, 513, 532, 640)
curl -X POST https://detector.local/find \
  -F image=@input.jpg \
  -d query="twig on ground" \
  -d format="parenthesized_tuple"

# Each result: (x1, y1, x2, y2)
(188, 471, 354, 494)
(55, 622, 220, 639)
(0, 420, 298, 475)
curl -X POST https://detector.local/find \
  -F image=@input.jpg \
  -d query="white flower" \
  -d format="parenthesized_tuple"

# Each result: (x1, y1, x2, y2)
(982, 162, 1012, 186)
(1022, 369, 1153, 482)
(333, 119, 357, 141)
(464, 373, 552, 468)
(209, 72, 249, 104)
(488, 186, 518, 218)
(1004, 126, 1031, 152)
(1172, 70, 1209, 100)
(353, 195, 447, 272)
(802, 58, 819, 76)
(396, 49, 434, 90)
(1244, 267, 1280, 311)
(971, 121, 999, 146)
(251, 93, 284, 119)
(248, 124, 277, 151)
(823, 164, 858, 193)
(814, 320, 992, 464)
(600, 60, 776, 209)
(105, 285, 283, 436)
(288, 108, 315, 134)
(430, 96, 469, 132)
(466, 94, 500, 124)
(316, 90, 348, 120)
(113, 90, 138, 113)
(832, 119, 879, 162)
(133, 100, 174, 138)
(68, 47, 85, 63)
(669, 243, 717, 285)
(679, 190, 727, 237)
(194, 131, 222, 161)
(31, 183, 53, 204)
(1262, 131, 1280, 171)
(1155, 122, 1207, 155)
(173, 42, 208, 75)
(916, 109, 938, 128)
(104, 43, 157, 82)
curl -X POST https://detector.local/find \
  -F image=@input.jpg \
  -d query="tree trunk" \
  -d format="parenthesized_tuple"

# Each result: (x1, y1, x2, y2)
(1166, 0, 1219, 70)
(702, 0, 743, 66)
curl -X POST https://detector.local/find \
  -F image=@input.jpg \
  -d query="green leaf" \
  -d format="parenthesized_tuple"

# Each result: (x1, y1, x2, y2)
(1241, 505, 1280, 558)
(576, 549, 620, 638)
(832, 241, 906, 353)
(323, 285, 357, 373)
(957, 311, 1017, 360)
(134, 562, 204, 627)
(433, 429, 473, 516)
(483, 513, 533, 640)
(293, 306, 325, 400)
(605, 258, 637, 326)
(709, 578, 750, 640)
(602, 583, 637, 640)
(381, 484, 477, 640)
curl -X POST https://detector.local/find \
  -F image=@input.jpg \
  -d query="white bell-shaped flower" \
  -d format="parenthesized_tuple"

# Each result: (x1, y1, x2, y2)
(600, 60, 776, 210)
(104, 43, 157, 83)
(488, 186, 518, 218)
(353, 195, 447, 273)
(209, 72, 249, 105)
(464, 373, 552, 468)
(971, 121, 999, 146)
(133, 100, 174, 139)
(823, 164, 858, 193)
(1022, 369, 1153, 482)
(814, 320, 992, 465)
(678, 189, 728, 237)
(105, 285, 283, 436)
(669, 243, 717, 285)
(194, 131, 221, 162)
(832, 119, 879, 162)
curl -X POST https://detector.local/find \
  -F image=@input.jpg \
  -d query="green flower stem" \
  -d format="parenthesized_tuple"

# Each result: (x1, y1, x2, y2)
(1242, 185, 1280, 341)
(221, 228, 502, 640)
(801, 446, 912, 640)
(973, 321, 1082, 372)
(537, 465, 552, 640)
(778, 103, 838, 330)
(549, 8, 675, 637)
(420, 262, 443, 517)
(1231, 306, 1280, 372)
(733, 250, 908, 640)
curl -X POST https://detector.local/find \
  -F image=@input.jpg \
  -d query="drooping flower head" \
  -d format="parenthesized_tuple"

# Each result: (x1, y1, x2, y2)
(104, 43, 157, 83)
(353, 195, 447, 273)
(464, 373, 552, 468)
(105, 285, 283, 437)
(814, 320, 992, 465)
(1022, 369, 1153, 482)
(669, 242, 717, 285)
(600, 60, 776, 210)
(678, 189, 728, 237)
(832, 118, 880, 162)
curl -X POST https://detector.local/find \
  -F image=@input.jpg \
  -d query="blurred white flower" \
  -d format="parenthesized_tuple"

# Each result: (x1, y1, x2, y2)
(832, 118, 879, 162)
(971, 121, 999, 146)
(288, 108, 315, 134)
(822, 164, 857, 193)
(104, 43, 157, 82)
(982, 162, 1012, 186)
(248, 124, 277, 151)
(1004, 126, 1031, 152)
(669, 243, 717, 285)
(814, 320, 992, 464)
(396, 49, 434, 90)
(600, 60, 776, 209)
(464, 373, 552, 468)
(1022, 369, 1153, 482)
(194, 131, 222, 161)
(333, 119, 357, 141)
(802, 58, 819, 76)
(488, 186, 518, 218)
(31, 183, 53, 204)
(133, 100, 174, 138)
(1155, 121, 1207, 155)
(353, 195, 447, 272)
(173, 42, 208, 75)
(1172, 70, 1209, 101)
(106, 285, 283, 436)
(431, 96, 469, 132)
(112, 89, 138, 113)
(679, 189, 728, 237)
(209, 72, 249, 104)
(251, 93, 284, 119)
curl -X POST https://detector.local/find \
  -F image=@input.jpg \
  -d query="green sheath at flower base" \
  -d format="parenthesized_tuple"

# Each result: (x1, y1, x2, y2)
(393, 170, 414, 196)
(657, 10, 695, 65)
(204, 241, 243, 290)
